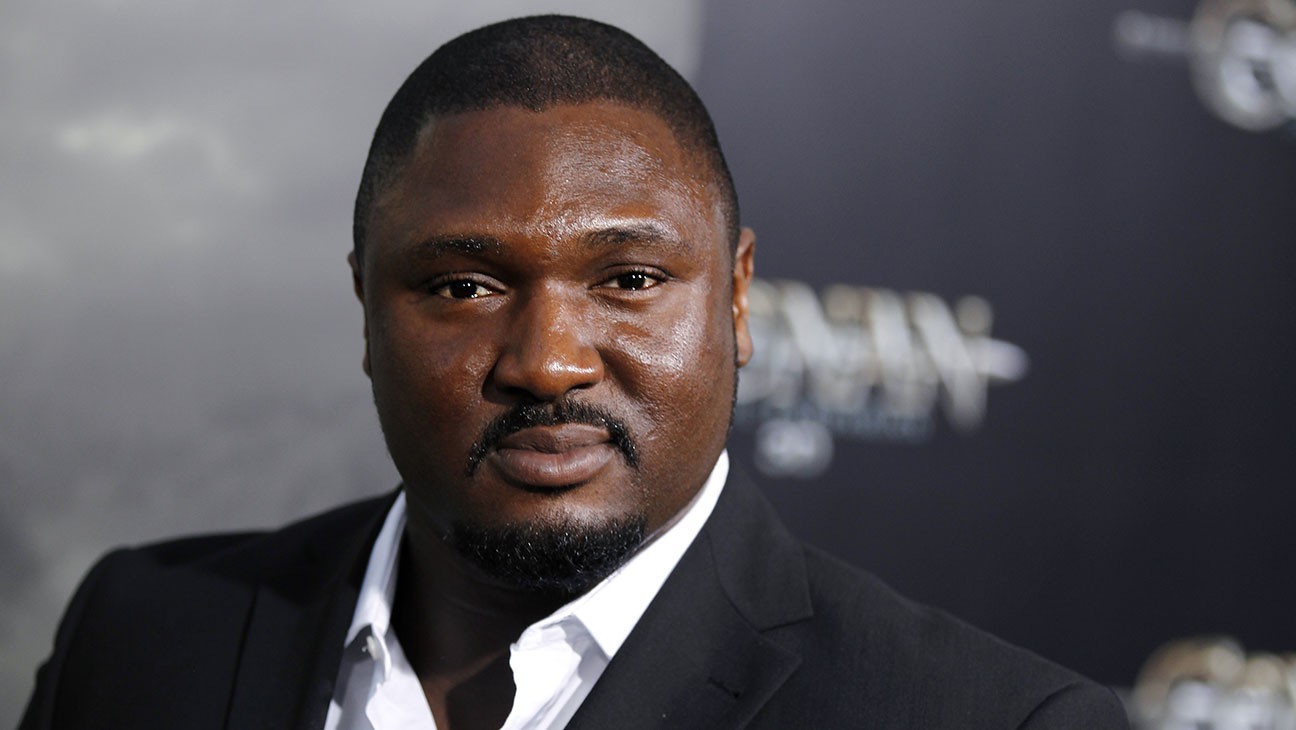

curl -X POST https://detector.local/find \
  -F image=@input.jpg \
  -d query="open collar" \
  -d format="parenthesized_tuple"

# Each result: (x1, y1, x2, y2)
(565, 471, 813, 730)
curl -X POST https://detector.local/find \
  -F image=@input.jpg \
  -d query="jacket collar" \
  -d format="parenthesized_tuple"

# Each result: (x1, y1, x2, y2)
(224, 490, 398, 730)
(566, 472, 813, 729)
(221, 472, 811, 730)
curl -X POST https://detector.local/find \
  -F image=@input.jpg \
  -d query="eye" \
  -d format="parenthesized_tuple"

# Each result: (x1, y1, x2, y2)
(432, 279, 496, 299)
(603, 270, 664, 291)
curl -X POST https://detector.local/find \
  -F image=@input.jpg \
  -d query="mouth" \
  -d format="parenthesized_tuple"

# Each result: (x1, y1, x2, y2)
(487, 424, 618, 490)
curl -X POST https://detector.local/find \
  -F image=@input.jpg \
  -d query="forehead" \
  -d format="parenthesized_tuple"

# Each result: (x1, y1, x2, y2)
(368, 102, 726, 252)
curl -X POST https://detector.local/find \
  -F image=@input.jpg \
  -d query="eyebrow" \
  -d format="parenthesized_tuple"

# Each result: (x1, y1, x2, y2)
(582, 222, 694, 254)
(409, 235, 505, 260)
(407, 222, 694, 260)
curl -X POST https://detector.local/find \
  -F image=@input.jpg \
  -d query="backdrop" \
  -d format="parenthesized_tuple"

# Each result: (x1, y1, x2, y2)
(2, 0, 1293, 723)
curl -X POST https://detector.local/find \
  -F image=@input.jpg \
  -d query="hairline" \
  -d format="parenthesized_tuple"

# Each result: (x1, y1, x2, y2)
(353, 99, 740, 274)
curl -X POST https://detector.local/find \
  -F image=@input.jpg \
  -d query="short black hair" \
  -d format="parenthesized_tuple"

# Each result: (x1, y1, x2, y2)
(352, 14, 739, 266)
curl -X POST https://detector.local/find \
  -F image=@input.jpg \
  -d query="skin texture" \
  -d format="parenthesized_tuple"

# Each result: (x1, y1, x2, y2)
(350, 101, 755, 729)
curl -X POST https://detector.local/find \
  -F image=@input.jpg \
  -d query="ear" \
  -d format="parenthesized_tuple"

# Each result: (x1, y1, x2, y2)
(732, 227, 756, 368)
(348, 250, 371, 377)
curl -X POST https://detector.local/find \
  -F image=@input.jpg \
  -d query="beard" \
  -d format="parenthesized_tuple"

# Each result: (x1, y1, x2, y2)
(444, 398, 647, 595)
(448, 514, 647, 596)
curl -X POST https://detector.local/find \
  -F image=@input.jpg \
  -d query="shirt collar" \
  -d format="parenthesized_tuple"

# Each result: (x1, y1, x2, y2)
(345, 450, 729, 659)
(547, 450, 728, 658)
(343, 489, 406, 647)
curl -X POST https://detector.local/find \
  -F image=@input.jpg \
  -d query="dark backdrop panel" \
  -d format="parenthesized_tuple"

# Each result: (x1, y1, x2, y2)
(696, 0, 1296, 685)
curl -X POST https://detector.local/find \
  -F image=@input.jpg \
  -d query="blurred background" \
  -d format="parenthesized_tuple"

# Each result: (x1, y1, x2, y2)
(2, 0, 1293, 725)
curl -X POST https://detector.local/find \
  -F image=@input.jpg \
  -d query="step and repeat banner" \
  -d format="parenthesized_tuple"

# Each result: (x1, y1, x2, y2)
(701, 0, 1296, 702)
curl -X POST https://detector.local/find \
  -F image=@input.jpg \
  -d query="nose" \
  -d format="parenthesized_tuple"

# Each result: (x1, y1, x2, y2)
(490, 288, 605, 402)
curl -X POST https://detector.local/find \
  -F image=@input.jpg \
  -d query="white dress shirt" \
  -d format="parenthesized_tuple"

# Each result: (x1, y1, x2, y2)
(323, 451, 730, 730)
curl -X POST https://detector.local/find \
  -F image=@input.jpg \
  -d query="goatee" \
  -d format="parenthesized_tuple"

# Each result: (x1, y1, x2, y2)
(448, 515, 648, 596)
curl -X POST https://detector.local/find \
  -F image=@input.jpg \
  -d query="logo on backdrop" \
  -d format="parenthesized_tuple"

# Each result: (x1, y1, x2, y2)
(1114, 0, 1296, 132)
(734, 279, 1029, 478)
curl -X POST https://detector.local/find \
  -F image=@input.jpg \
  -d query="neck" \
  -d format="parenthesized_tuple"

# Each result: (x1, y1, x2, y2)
(391, 522, 571, 730)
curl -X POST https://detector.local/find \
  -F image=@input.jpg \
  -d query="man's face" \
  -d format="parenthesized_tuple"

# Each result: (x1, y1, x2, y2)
(354, 101, 754, 591)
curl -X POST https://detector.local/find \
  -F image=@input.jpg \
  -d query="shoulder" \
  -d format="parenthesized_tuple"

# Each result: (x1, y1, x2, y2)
(76, 492, 393, 596)
(702, 475, 1128, 728)
(759, 544, 1129, 728)
(20, 493, 393, 728)
(111, 491, 392, 571)
(64, 491, 393, 633)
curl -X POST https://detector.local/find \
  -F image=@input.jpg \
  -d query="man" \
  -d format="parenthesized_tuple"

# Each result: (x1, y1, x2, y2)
(21, 15, 1129, 730)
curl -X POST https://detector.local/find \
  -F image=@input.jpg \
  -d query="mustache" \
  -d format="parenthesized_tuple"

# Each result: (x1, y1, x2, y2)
(466, 400, 640, 476)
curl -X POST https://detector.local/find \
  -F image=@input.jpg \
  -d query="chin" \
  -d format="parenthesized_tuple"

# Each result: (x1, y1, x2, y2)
(448, 513, 648, 596)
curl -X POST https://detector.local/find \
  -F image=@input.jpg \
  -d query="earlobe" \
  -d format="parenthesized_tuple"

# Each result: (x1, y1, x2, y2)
(347, 251, 372, 377)
(732, 227, 756, 368)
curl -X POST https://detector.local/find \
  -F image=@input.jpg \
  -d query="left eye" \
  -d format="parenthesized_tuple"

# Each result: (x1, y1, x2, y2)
(434, 280, 493, 299)
(607, 272, 661, 290)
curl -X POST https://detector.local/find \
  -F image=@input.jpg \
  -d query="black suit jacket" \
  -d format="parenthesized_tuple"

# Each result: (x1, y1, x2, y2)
(22, 476, 1129, 729)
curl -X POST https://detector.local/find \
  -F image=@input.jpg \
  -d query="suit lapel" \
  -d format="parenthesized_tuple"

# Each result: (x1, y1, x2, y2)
(568, 473, 813, 730)
(220, 476, 807, 729)
(224, 492, 396, 730)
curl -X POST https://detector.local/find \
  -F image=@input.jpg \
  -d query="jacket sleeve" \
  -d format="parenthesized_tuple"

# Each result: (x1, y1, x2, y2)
(1017, 681, 1131, 730)
(18, 549, 124, 730)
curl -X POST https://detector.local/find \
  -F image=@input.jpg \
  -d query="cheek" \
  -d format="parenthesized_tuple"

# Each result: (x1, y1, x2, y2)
(604, 292, 735, 434)
(369, 305, 497, 433)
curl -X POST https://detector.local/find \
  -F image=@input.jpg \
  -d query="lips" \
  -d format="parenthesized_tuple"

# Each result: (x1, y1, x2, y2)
(487, 424, 617, 489)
